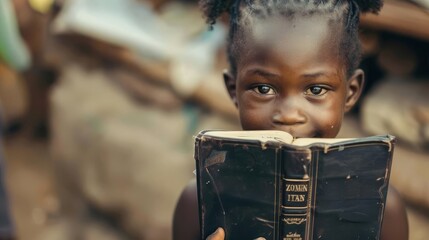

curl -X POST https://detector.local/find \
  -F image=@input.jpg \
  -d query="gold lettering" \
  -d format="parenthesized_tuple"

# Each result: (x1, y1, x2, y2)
(284, 232, 303, 240)
(287, 194, 306, 202)
(285, 184, 308, 192)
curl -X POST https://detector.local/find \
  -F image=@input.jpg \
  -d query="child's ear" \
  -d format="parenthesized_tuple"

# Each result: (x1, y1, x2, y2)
(345, 69, 365, 112)
(223, 69, 238, 107)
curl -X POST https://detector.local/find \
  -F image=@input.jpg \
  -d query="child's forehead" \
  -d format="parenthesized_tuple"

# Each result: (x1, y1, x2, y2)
(249, 14, 340, 47)
(236, 15, 343, 70)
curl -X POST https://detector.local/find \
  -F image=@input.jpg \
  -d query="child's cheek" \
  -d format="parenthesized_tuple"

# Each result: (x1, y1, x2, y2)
(238, 101, 273, 131)
(316, 110, 343, 138)
(324, 121, 342, 138)
(311, 94, 346, 138)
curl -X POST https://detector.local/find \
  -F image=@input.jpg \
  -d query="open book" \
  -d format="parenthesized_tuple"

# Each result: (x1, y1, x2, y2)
(194, 130, 395, 240)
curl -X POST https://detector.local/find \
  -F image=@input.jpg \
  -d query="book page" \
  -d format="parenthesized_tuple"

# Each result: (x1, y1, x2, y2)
(293, 137, 355, 146)
(202, 130, 294, 144)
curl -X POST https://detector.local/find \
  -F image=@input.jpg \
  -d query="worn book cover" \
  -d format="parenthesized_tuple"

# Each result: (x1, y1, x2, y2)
(194, 130, 395, 240)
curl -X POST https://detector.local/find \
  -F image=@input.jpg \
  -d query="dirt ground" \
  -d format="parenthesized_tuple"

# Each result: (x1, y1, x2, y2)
(2, 116, 429, 240)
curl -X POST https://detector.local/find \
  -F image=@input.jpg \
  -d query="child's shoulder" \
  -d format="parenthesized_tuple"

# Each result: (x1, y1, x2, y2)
(381, 186, 409, 240)
(173, 179, 199, 240)
(176, 179, 198, 210)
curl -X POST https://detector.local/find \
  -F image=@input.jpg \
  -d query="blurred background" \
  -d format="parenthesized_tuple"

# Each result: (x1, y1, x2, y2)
(0, 0, 429, 239)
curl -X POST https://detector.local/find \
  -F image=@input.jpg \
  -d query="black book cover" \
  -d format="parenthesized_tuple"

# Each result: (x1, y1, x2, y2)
(195, 130, 395, 240)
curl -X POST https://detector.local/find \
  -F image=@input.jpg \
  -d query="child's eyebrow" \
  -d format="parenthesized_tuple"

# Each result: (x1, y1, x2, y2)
(301, 72, 329, 79)
(300, 71, 340, 83)
(242, 68, 280, 79)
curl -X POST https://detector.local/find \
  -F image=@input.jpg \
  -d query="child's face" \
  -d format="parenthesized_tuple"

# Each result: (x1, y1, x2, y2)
(225, 15, 363, 138)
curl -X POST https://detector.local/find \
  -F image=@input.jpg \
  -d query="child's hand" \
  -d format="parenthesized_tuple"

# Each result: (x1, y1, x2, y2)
(206, 228, 225, 240)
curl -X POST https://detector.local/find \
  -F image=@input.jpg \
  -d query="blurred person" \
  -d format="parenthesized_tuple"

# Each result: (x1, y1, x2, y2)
(0, 0, 30, 238)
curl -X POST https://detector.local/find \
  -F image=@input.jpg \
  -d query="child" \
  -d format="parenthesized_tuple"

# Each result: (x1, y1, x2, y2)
(173, 0, 408, 239)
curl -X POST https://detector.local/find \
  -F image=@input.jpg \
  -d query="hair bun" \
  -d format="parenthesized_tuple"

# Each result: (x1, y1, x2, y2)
(353, 0, 383, 13)
(200, 0, 234, 27)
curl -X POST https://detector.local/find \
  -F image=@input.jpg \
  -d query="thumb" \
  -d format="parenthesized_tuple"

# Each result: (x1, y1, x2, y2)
(206, 228, 225, 240)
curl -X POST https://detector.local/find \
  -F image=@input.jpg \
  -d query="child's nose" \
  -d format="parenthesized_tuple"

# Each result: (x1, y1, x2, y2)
(272, 97, 307, 125)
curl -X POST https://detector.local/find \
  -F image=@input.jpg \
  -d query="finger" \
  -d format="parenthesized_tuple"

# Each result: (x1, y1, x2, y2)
(206, 228, 225, 240)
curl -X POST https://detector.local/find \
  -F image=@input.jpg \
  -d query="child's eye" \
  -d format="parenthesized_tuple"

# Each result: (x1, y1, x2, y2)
(252, 85, 276, 95)
(305, 86, 328, 96)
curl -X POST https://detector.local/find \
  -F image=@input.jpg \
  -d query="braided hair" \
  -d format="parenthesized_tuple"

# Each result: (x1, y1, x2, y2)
(199, 0, 383, 77)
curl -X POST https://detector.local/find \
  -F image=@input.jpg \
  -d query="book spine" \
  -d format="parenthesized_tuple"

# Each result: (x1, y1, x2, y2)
(281, 150, 312, 240)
